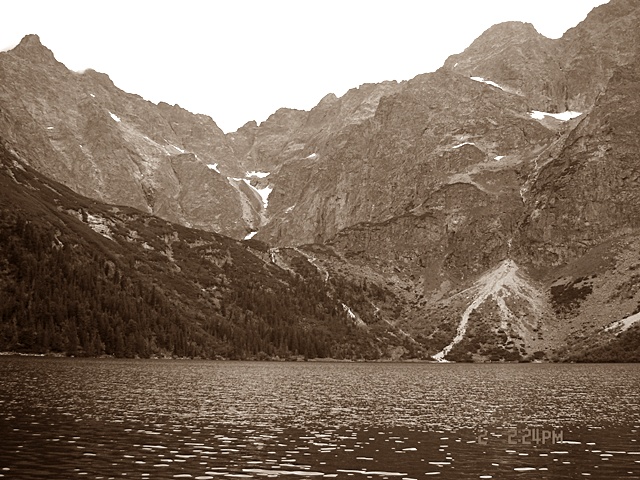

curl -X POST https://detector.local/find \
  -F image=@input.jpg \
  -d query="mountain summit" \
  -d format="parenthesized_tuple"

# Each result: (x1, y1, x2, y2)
(11, 34, 58, 63)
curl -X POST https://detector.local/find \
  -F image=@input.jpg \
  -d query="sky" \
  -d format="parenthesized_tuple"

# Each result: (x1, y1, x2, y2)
(2, 1, 609, 133)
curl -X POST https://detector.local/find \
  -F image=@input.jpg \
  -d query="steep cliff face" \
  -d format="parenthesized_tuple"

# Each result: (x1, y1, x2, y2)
(443, 0, 640, 112)
(0, 35, 246, 236)
(258, 68, 554, 246)
(520, 57, 640, 268)
(252, 2, 640, 247)
(443, 22, 565, 111)
(560, 0, 640, 110)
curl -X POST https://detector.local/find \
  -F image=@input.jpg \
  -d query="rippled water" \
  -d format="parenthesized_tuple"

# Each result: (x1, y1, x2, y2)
(0, 359, 639, 479)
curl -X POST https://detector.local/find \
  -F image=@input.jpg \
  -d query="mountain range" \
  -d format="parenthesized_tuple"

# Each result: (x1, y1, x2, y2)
(1, 0, 639, 361)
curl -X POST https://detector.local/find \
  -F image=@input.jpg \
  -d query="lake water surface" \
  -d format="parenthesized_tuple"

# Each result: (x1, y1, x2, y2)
(0, 358, 639, 479)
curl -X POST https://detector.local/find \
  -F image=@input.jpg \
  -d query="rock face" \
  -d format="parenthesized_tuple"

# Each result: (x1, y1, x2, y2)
(444, 0, 640, 112)
(2, 0, 640, 361)
(259, 68, 552, 246)
(444, 22, 564, 111)
(0, 35, 246, 236)
(519, 57, 640, 269)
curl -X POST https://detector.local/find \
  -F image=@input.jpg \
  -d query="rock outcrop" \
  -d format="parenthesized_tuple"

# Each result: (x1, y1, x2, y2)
(0, 34, 246, 236)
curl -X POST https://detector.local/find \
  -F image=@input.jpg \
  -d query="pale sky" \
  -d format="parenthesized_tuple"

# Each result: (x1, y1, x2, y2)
(2, 1, 609, 133)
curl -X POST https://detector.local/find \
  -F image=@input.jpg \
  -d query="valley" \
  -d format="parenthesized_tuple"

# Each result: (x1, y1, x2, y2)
(1, 0, 639, 361)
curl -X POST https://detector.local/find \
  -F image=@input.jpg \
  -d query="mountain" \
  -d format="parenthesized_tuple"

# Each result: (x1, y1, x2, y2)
(444, 0, 640, 112)
(0, 139, 425, 359)
(1, 0, 640, 361)
(0, 35, 247, 237)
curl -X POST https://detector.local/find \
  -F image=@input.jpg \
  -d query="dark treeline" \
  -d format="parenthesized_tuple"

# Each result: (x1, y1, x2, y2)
(1, 213, 214, 358)
(568, 327, 640, 363)
(0, 143, 395, 359)
(0, 210, 388, 359)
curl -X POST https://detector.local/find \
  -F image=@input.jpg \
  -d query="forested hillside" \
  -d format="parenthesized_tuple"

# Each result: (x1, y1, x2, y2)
(0, 142, 420, 359)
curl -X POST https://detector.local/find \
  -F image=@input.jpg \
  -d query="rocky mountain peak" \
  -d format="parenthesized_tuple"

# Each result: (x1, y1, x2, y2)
(16, 33, 43, 47)
(442, 2, 640, 113)
(476, 20, 543, 42)
(9, 34, 60, 65)
(571, 0, 640, 29)
(442, 20, 559, 110)
(317, 92, 339, 106)
(444, 21, 547, 68)
(83, 68, 115, 83)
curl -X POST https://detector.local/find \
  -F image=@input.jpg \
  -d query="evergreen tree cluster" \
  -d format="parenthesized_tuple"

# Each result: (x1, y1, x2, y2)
(0, 143, 403, 360)
(0, 211, 220, 357)
(568, 325, 640, 362)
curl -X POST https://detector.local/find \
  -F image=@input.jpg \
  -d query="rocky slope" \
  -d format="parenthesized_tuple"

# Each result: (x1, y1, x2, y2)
(254, 0, 640, 249)
(444, 0, 640, 112)
(0, 35, 247, 237)
(1, 0, 640, 361)
(519, 57, 640, 269)
(0, 139, 422, 359)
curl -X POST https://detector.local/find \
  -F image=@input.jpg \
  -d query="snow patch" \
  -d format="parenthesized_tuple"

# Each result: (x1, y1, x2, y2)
(305, 153, 319, 160)
(109, 112, 121, 123)
(244, 231, 258, 240)
(519, 187, 528, 204)
(529, 110, 582, 121)
(255, 185, 273, 208)
(470, 76, 504, 90)
(605, 312, 640, 334)
(207, 163, 221, 173)
(494, 155, 505, 161)
(285, 205, 296, 214)
(169, 144, 185, 153)
(90, 93, 95, 98)
(452, 142, 475, 149)
(47, 126, 54, 130)
(242, 179, 273, 209)
(246, 171, 270, 178)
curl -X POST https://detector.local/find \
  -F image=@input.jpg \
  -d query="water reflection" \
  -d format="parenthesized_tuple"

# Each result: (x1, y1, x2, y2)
(0, 359, 639, 479)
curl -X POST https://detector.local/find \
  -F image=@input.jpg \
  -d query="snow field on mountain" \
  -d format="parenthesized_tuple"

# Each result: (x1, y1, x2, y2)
(246, 171, 270, 178)
(529, 110, 582, 121)
(470, 76, 505, 90)
(242, 180, 273, 209)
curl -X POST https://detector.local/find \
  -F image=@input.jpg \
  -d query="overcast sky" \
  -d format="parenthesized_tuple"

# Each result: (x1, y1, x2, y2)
(2, 1, 609, 133)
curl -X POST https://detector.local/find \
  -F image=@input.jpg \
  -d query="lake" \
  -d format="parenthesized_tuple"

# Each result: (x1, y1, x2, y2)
(0, 358, 639, 479)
